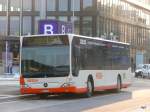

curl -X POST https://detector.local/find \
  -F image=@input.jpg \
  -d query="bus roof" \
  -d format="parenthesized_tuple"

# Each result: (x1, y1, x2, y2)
(21, 34, 130, 46)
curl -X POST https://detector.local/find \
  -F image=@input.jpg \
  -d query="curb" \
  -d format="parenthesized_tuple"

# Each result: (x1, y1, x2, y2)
(0, 78, 19, 81)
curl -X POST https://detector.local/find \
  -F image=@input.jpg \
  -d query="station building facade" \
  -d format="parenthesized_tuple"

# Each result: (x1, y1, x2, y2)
(0, 0, 150, 74)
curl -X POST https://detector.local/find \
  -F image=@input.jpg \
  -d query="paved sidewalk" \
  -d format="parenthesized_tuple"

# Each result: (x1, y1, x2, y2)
(0, 74, 19, 86)
(83, 89, 150, 112)
(0, 74, 20, 97)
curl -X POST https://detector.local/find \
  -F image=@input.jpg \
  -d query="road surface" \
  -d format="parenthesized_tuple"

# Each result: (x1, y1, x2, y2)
(0, 78, 149, 112)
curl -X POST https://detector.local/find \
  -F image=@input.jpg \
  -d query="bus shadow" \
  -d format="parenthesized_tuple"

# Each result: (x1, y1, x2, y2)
(19, 90, 132, 102)
(18, 90, 133, 112)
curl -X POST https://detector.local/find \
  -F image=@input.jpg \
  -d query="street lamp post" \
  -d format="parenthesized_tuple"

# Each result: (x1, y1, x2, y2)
(6, 0, 8, 36)
(72, 0, 75, 34)
(20, 0, 23, 36)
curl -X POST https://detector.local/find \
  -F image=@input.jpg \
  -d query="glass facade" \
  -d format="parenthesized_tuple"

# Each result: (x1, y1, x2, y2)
(71, 0, 80, 11)
(58, 16, 68, 22)
(23, 16, 31, 35)
(23, 0, 32, 11)
(0, 0, 7, 11)
(0, 0, 150, 74)
(59, 0, 68, 11)
(35, 0, 40, 11)
(47, 0, 56, 11)
(71, 16, 80, 34)
(34, 16, 40, 34)
(10, 0, 20, 11)
(0, 16, 6, 35)
(47, 16, 56, 20)
(10, 16, 20, 35)
(82, 16, 92, 36)
(97, 0, 150, 65)
(83, 0, 93, 11)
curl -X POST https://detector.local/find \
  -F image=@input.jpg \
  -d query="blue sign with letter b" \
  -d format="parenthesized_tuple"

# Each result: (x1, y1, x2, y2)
(38, 20, 73, 34)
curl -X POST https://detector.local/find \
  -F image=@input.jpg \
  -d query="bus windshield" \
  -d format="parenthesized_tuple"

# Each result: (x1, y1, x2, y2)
(21, 35, 70, 78)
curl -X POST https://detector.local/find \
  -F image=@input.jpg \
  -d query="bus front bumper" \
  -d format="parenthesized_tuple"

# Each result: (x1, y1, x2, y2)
(20, 86, 87, 94)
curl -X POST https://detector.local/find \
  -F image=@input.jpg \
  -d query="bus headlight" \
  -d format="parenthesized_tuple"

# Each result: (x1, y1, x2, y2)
(22, 84, 30, 88)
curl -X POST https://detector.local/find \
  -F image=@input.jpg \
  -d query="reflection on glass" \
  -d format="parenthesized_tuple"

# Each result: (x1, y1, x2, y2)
(0, 0, 7, 11)
(10, 16, 20, 35)
(59, 0, 68, 11)
(23, 16, 31, 35)
(23, 0, 32, 11)
(47, 0, 56, 11)
(34, 16, 40, 34)
(21, 36, 70, 78)
(10, 0, 20, 11)
(35, 0, 40, 11)
(71, 16, 80, 34)
(82, 17, 92, 36)
(58, 16, 68, 22)
(71, 0, 80, 11)
(0, 16, 6, 35)
(83, 0, 92, 11)
(47, 16, 56, 20)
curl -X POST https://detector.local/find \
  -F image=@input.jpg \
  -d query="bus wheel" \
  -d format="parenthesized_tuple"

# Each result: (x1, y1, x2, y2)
(116, 76, 121, 92)
(84, 79, 93, 98)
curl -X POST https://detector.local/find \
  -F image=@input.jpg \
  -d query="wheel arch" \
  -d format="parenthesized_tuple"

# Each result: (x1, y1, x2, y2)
(87, 74, 94, 91)
(117, 74, 122, 88)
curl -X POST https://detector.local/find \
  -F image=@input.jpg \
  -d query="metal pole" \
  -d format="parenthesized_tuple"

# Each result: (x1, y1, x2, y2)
(6, 0, 9, 36)
(5, 41, 8, 74)
(20, 0, 22, 36)
(72, 0, 75, 34)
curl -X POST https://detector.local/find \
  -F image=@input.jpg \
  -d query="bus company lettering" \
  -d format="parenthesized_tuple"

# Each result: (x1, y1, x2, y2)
(27, 79, 39, 83)
(96, 72, 103, 79)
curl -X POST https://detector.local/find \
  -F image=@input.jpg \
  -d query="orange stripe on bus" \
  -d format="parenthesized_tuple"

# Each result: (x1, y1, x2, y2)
(20, 83, 131, 94)
(20, 86, 87, 94)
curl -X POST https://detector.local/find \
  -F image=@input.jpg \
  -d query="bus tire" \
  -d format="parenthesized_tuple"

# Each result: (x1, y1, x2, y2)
(116, 75, 122, 92)
(84, 77, 94, 98)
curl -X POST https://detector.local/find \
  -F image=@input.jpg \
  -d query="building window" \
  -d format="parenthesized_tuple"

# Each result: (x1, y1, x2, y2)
(71, 16, 80, 34)
(82, 16, 92, 36)
(10, 0, 20, 11)
(83, 0, 93, 11)
(59, 0, 68, 11)
(10, 16, 20, 35)
(34, 16, 40, 34)
(23, 0, 32, 11)
(71, 0, 80, 11)
(35, 0, 40, 11)
(0, 0, 7, 11)
(0, 16, 7, 35)
(23, 16, 31, 35)
(58, 16, 68, 22)
(47, 16, 56, 20)
(47, 0, 56, 11)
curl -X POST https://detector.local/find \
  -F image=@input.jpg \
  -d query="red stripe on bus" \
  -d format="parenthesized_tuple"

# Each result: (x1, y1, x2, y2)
(94, 83, 131, 91)
(95, 85, 117, 91)
(20, 86, 87, 94)
(122, 83, 131, 88)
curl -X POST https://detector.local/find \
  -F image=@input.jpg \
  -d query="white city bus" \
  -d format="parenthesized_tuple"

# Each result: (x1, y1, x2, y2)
(20, 34, 131, 97)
